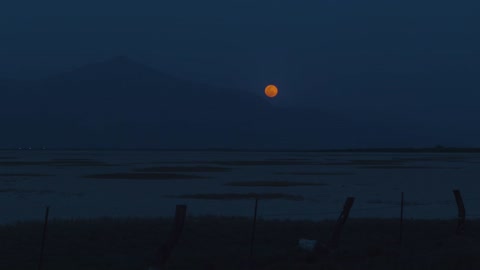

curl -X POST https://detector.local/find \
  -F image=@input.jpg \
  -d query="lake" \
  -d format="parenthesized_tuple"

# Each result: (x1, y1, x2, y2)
(1, 150, 480, 224)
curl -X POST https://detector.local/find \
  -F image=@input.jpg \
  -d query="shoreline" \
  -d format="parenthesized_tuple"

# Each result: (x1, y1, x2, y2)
(2, 214, 477, 227)
(2, 147, 480, 153)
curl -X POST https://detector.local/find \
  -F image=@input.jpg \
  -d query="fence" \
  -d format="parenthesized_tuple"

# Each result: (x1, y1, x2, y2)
(24, 189, 478, 270)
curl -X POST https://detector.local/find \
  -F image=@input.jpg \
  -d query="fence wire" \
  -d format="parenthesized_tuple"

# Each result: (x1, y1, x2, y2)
(255, 194, 472, 220)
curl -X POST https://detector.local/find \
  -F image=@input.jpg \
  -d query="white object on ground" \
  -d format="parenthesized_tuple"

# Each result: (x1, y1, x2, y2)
(298, 238, 317, 251)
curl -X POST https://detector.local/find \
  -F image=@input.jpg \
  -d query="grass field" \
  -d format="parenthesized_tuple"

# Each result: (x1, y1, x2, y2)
(0, 217, 479, 270)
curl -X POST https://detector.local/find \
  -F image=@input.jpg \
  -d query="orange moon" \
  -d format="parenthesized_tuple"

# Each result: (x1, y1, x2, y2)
(264, 84, 278, 98)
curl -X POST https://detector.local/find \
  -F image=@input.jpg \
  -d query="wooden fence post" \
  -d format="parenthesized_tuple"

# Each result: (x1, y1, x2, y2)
(327, 197, 355, 250)
(151, 204, 187, 270)
(399, 192, 404, 245)
(249, 197, 259, 269)
(38, 206, 50, 270)
(453, 190, 465, 235)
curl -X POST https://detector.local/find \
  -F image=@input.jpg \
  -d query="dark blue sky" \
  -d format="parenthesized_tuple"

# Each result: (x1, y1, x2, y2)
(1, 0, 479, 121)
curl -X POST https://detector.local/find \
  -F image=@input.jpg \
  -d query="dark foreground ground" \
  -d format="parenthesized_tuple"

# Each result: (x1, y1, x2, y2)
(0, 217, 479, 270)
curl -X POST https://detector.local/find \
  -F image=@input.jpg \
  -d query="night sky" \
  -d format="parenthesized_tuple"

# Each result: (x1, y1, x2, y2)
(1, 0, 479, 148)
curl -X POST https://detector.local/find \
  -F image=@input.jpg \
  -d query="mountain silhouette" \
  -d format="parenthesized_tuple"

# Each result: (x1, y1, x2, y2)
(0, 56, 421, 149)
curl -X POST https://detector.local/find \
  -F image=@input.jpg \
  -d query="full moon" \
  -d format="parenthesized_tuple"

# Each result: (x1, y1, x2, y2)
(264, 84, 278, 98)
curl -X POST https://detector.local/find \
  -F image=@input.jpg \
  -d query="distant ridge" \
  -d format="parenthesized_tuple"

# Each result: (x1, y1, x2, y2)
(51, 55, 167, 81)
(0, 56, 444, 149)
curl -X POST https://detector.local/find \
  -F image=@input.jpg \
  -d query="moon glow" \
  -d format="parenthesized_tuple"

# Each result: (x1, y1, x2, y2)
(264, 85, 278, 98)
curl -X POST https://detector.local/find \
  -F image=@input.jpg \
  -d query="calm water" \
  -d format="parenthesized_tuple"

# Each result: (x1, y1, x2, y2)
(1, 150, 480, 224)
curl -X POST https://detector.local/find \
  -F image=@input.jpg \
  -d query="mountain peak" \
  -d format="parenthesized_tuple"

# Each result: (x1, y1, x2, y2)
(101, 55, 140, 67)
(55, 55, 163, 82)
(107, 55, 132, 62)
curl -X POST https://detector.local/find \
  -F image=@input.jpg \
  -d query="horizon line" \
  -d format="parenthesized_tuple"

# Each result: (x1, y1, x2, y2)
(1, 146, 480, 153)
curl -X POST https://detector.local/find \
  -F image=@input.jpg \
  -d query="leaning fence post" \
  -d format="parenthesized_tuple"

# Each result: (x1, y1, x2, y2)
(453, 190, 465, 235)
(327, 197, 355, 250)
(151, 204, 187, 270)
(38, 206, 50, 270)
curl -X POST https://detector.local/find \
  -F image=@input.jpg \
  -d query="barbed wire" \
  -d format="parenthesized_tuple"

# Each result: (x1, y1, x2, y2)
(255, 198, 469, 219)
(10, 191, 480, 221)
